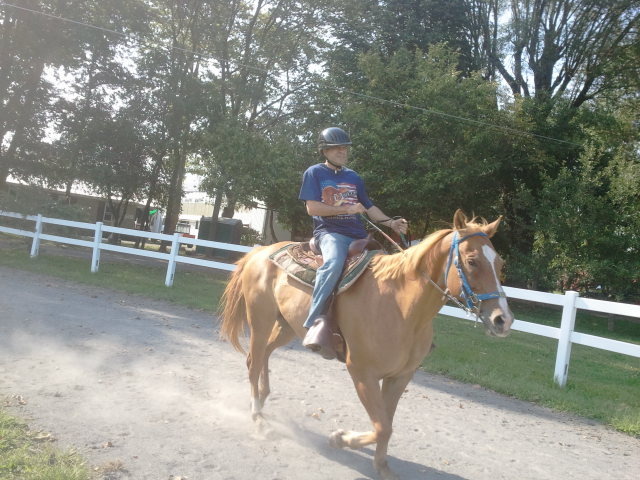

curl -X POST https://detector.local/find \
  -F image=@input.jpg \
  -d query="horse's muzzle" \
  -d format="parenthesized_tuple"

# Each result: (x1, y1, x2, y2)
(482, 306, 514, 337)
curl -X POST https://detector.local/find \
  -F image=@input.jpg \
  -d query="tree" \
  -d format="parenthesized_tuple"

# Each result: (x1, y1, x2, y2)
(326, 0, 474, 74)
(339, 45, 518, 233)
(75, 108, 149, 229)
(0, 0, 148, 189)
(529, 91, 640, 298)
(133, 0, 212, 244)
(1, 1, 69, 188)
(463, 0, 640, 107)
(191, 0, 327, 243)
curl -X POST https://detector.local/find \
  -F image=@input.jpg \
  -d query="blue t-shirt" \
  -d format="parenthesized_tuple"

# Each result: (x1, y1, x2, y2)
(298, 163, 374, 240)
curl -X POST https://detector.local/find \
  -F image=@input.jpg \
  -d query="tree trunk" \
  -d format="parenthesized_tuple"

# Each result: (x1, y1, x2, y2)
(160, 148, 186, 252)
(268, 209, 278, 244)
(0, 167, 7, 191)
(135, 152, 165, 249)
(206, 192, 223, 257)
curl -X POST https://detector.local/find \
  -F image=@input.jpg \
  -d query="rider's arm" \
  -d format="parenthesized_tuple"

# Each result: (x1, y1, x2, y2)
(366, 206, 408, 234)
(305, 200, 366, 217)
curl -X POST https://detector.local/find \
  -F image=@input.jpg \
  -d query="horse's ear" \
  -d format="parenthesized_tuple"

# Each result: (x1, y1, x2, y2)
(453, 209, 467, 230)
(484, 216, 503, 238)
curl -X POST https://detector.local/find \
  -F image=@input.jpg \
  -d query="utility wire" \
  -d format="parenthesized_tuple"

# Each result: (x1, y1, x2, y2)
(337, 88, 582, 146)
(0, 2, 216, 61)
(1, 1, 582, 147)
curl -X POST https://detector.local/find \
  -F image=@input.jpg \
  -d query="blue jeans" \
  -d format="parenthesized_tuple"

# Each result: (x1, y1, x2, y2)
(304, 232, 354, 328)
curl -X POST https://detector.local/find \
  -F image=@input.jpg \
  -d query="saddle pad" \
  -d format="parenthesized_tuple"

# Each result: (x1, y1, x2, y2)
(269, 242, 381, 294)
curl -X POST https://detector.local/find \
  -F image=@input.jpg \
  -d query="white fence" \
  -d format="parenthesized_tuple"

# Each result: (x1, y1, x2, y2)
(1, 210, 639, 387)
(0, 211, 252, 287)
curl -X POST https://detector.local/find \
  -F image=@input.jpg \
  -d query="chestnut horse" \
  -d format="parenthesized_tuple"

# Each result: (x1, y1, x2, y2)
(220, 210, 514, 480)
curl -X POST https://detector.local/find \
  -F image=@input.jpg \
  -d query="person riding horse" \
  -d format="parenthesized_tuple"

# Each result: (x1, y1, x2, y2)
(298, 127, 408, 357)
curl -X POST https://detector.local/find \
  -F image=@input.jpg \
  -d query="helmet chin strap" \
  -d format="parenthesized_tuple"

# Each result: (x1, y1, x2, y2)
(326, 158, 343, 172)
(323, 152, 344, 172)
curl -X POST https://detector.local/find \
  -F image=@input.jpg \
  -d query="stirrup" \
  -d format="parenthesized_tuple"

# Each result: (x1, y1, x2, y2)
(302, 316, 337, 360)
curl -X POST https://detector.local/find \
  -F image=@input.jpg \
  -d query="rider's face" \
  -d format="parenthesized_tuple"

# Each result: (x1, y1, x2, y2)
(323, 145, 350, 169)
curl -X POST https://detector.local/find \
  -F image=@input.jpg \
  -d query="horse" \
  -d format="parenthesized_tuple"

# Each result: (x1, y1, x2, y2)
(219, 210, 514, 480)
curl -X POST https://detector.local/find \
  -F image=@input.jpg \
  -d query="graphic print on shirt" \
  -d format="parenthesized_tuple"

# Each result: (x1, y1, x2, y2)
(322, 182, 358, 218)
(320, 181, 358, 212)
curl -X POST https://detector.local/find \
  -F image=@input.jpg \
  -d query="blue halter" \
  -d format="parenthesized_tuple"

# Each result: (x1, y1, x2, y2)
(443, 232, 506, 311)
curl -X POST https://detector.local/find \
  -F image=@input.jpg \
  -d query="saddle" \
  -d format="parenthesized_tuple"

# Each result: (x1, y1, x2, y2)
(269, 233, 383, 293)
(308, 233, 383, 267)
(269, 234, 384, 363)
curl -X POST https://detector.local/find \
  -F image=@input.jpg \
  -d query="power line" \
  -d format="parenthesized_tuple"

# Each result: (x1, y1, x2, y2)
(337, 89, 582, 146)
(0, 2, 218, 62)
(1, 1, 582, 147)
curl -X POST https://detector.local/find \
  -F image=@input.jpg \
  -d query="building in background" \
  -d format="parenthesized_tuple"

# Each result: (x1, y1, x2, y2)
(3, 180, 291, 246)
(180, 190, 291, 245)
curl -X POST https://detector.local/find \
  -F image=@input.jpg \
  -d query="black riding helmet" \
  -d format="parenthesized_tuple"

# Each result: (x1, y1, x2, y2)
(317, 127, 352, 152)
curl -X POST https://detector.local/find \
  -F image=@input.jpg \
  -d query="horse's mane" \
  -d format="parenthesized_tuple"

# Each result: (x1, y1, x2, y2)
(371, 216, 491, 281)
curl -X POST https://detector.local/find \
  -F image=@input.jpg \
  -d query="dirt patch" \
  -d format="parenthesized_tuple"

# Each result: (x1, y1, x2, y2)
(1, 266, 638, 479)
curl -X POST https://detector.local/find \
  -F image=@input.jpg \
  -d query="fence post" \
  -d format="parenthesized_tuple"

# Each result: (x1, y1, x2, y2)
(91, 222, 103, 273)
(165, 233, 180, 287)
(30, 214, 43, 258)
(554, 290, 579, 387)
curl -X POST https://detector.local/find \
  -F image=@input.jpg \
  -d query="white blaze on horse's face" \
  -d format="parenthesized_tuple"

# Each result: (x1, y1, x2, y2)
(481, 245, 509, 310)
(479, 243, 514, 336)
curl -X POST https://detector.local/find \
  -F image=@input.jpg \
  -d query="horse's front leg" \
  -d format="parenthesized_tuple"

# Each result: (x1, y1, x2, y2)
(330, 371, 399, 480)
(373, 372, 415, 478)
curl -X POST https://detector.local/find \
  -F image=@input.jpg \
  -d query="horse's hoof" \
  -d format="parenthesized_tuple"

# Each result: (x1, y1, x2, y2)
(252, 415, 276, 440)
(380, 471, 400, 480)
(376, 461, 400, 480)
(329, 429, 346, 449)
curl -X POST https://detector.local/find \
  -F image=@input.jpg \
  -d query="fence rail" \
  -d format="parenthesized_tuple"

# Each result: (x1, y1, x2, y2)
(1, 210, 639, 387)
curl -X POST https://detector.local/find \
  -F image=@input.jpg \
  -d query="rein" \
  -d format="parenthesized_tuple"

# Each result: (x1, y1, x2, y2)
(359, 214, 407, 254)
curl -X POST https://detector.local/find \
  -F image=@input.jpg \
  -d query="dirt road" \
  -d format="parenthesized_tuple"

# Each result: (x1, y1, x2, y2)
(1, 266, 638, 480)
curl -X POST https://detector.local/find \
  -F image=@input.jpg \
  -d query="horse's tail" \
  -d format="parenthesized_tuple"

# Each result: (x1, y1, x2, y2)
(219, 253, 250, 354)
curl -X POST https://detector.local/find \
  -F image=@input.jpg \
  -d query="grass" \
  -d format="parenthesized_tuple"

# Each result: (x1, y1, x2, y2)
(0, 408, 90, 480)
(0, 239, 229, 312)
(0, 236, 639, 439)
(424, 310, 640, 436)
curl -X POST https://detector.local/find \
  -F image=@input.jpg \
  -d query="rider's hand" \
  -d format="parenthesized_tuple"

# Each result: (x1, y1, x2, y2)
(346, 203, 367, 215)
(391, 218, 408, 235)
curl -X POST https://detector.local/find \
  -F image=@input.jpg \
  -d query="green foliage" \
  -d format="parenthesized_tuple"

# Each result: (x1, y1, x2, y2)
(0, 409, 90, 480)
(0, 188, 91, 222)
(1, 0, 148, 187)
(463, 0, 640, 106)
(342, 45, 513, 230)
(327, 0, 474, 81)
(193, 121, 271, 208)
(240, 226, 264, 246)
(528, 104, 640, 299)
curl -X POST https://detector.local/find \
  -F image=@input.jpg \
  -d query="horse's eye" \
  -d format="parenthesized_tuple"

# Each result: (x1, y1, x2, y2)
(467, 258, 476, 267)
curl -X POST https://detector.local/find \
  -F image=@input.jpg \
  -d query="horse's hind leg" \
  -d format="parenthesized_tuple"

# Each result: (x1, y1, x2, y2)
(246, 317, 275, 423)
(258, 320, 295, 407)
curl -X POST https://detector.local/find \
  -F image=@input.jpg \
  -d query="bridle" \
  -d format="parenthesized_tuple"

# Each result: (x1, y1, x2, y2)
(443, 232, 506, 314)
(361, 215, 505, 318)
